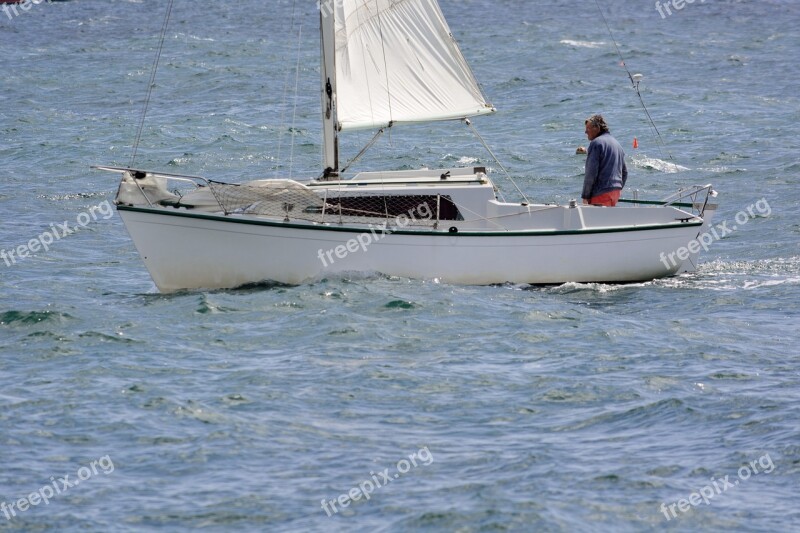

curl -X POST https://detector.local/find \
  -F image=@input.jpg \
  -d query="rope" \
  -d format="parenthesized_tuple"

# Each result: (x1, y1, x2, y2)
(464, 119, 529, 205)
(275, 0, 298, 177)
(339, 124, 389, 175)
(288, 23, 303, 179)
(593, 0, 673, 161)
(129, 0, 175, 167)
(376, 5, 394, 129)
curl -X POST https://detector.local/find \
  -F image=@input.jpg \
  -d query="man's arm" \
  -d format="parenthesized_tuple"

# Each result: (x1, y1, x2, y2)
(583, 144, 599, 200)
(621, 157, 628, 188)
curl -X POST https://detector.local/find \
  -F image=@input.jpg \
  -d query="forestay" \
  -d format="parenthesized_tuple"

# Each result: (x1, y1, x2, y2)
(330, 0, 494, 131)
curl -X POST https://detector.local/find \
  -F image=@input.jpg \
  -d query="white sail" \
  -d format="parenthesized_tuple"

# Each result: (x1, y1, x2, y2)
(328, 0, 494, 132)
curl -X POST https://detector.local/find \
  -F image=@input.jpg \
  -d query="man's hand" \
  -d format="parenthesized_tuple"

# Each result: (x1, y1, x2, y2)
(582, 199, 590, 205)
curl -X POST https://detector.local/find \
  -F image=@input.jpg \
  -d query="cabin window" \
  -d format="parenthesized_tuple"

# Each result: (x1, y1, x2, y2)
(324, 195, 462, 221)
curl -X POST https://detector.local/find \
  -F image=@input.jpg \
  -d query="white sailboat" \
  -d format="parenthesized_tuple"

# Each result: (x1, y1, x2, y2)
(98, 0, 717, 292)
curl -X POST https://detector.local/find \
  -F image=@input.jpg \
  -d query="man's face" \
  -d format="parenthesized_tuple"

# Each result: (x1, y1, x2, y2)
(585, 122, 600, 141)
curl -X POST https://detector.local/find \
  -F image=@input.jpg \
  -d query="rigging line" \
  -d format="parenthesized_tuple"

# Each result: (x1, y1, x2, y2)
(275, 0, 298, 177)
(593, 0, 672, 161)
(377, 4, 396, 164)
(288, 23, 304, 179)
(129, 0, 175, 168)
(344, 1, 391, 194)
(447, 200, 509, 231)
(442, 3, 491, 109)
(354, 3, 379, 145)
(376, 4, 394, 129)
(464, 119, 525, 205)
(340, 125, 389, 175)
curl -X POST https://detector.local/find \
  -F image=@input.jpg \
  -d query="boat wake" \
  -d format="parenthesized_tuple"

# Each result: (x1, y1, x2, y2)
(516, 280, 654, 294)
(515, 256, 800, 293)
(644, 257, 800, 291)
(694, 257, 800, 290)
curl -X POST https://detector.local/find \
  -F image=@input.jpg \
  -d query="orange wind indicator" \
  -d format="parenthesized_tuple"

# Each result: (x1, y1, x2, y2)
(633, 137, 639, 149)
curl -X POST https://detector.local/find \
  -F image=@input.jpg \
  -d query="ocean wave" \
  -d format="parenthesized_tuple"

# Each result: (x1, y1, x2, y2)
(0, 310, 73, 326)
(539, 281, 651, 294)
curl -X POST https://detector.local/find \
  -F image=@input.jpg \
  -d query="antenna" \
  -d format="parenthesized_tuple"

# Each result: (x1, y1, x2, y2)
(593, 0, 673, 161)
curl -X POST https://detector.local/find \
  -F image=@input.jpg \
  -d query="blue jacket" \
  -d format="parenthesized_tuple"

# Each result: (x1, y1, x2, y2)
(583, 133, 628, 199)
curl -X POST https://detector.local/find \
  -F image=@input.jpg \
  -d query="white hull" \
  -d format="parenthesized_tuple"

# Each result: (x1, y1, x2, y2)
(118, 205, 703, 292)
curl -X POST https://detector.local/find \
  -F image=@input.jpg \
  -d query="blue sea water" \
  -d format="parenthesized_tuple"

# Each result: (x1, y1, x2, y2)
(1, 0, 799, 531)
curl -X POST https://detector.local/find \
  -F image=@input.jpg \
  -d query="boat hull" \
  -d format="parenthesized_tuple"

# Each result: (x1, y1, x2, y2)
(117, 206, 702, 291)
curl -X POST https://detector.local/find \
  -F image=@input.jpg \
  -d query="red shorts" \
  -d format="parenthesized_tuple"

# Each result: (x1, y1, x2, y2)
(589, 189, 621, 207)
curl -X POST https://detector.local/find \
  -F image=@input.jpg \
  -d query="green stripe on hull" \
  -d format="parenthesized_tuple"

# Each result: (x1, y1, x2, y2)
(116, 204, 703, 237)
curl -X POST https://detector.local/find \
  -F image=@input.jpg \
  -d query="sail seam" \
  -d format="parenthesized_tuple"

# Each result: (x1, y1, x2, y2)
(376, 3, 395, 128)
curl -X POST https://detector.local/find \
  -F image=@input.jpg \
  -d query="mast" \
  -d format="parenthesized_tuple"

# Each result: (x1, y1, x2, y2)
(319, 0, 339, 179)
(318, 0, 495, 177)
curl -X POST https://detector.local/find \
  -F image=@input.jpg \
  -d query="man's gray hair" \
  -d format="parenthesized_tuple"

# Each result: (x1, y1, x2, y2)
(585, 114, 610, 134)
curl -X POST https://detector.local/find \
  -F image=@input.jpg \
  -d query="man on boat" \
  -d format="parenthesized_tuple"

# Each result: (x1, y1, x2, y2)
(582, 114, 628, 206)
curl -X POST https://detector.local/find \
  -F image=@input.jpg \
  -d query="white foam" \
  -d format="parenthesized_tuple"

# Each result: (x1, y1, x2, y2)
(631, 155, 689, 173)
(559, 39, 606, 49)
